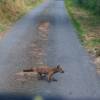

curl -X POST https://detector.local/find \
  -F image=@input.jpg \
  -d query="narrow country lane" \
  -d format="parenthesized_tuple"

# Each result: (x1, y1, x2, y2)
(0, 0, 100, 99)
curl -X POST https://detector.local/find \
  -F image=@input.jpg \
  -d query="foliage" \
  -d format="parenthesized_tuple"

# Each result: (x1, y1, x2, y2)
(0, 0, 43, 33)
(65, 0, 100, 56)
(72, 0, 100, 15)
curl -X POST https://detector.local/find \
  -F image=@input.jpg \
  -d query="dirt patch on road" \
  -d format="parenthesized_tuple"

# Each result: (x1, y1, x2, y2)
(37, 21, 50, 41)
(30, 21, 50, 65)
(25, 21, 50, 67)
(28, 41, 44, 65)
(38, 21, 50, 33)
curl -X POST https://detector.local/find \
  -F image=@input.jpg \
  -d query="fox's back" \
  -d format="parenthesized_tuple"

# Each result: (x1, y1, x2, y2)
(34, 67, 49, 74)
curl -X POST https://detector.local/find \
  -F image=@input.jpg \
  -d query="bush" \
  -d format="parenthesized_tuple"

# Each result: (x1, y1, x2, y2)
(0, 0, 43, 23)
(0, 0, 43, 33)
(70, 0, 100, 15)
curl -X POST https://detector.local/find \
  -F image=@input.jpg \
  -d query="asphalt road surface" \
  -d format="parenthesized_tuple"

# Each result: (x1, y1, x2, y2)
(0, 0, 100, 99)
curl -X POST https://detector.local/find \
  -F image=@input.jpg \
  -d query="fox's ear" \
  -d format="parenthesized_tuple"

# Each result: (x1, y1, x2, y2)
(57, 65, 60, 69)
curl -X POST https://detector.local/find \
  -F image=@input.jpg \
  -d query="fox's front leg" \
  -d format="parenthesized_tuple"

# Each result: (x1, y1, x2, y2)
(47, 72, 54, 82)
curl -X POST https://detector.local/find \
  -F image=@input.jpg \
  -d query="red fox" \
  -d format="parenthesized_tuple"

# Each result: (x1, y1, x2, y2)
(23, 65, 64, 82)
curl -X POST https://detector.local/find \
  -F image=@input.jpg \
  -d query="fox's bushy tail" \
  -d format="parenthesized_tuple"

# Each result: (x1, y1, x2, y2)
(23, 68, 33, 72)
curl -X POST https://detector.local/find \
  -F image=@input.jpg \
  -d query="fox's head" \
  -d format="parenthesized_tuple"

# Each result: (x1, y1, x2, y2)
(56, 65, 64, 73)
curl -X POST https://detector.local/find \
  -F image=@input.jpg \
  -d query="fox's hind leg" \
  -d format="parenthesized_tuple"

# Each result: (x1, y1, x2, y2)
(38, 73, 43, 80)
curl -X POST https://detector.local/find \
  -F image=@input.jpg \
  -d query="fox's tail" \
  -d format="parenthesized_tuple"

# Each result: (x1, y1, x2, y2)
(23, 68, 33, 72)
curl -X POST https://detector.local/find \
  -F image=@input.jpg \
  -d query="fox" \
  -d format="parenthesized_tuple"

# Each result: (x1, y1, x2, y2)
(23, 65, 64, 82)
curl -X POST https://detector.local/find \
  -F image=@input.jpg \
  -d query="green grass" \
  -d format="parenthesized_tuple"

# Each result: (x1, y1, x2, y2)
(85, 39, 100, 47)
(64, 0, 100, 58)
(0, 24, 5, 32)
(69, 13, 85, 43)
(0, 0, 44, 36)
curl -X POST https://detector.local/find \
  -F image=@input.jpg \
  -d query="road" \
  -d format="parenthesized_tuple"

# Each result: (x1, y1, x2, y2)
(0, 0, 100, 99)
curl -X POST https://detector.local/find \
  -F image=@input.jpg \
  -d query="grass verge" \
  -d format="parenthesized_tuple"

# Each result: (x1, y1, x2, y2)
(64, 0, 100, 73)
(64, 0, 100, 54)
(0, 0, 44, 39)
